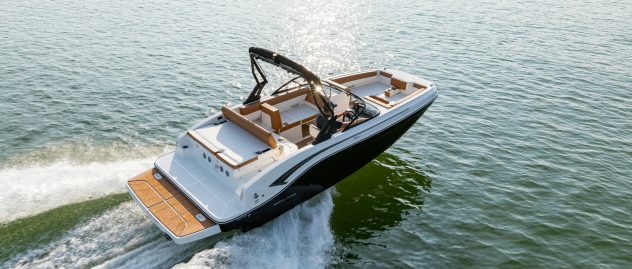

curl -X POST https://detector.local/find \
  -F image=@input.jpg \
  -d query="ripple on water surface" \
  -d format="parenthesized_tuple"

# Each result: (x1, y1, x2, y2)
(1, 0, 632, 268)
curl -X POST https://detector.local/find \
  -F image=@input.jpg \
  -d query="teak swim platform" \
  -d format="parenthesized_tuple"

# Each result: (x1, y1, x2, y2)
(128, 169, 215, 237)
(126, 47, 437, 243)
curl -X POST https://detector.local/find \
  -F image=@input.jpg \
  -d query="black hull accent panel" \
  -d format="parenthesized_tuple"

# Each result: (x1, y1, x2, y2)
(220, 101, 433, 232)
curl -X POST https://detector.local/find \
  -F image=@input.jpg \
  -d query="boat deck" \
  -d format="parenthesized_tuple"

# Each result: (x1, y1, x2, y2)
(354, 82, 428, 109)
(127, 168, 215, 237)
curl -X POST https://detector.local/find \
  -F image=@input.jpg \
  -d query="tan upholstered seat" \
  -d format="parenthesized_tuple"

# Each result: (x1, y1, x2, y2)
(186, 106, 278, 170)
(261, 103, 282, 131)
(329, 70, 378, 84)
(391, 77, 406, 90)
(221, 106, 277, 149)
(239, 87, 310, 115)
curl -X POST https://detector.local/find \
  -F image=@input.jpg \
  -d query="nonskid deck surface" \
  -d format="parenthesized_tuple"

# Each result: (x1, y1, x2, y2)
(128, 168, 215, 237)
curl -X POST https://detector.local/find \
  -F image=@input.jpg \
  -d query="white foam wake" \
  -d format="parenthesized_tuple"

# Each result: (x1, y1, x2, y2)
(2, 158, 340, 269)
(4, 190, 340, 269)
(0, 158, 155, 223)
(173, 189, 340, 269)
(3, 201, 214, 269)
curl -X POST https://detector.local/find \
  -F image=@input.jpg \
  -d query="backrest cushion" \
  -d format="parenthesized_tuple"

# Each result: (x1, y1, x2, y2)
(239, 87, 310, 115)
(379, 71, 393, 78)
(330, 71, 378, 84)
(221, 106, 278, 148)
(261, 103, 282, 130)
(413, 83, 427, 89)
(391, 77, 407, 90)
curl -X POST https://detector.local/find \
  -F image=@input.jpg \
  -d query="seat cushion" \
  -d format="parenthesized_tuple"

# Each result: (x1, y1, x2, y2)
(221, 106, 277, 148)
(192, 122, 270, 164)
(239, 87, 309, 115)
(283, 105, 318, 122)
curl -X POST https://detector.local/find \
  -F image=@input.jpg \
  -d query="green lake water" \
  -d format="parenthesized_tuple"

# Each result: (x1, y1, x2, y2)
(1, 0, 631, 268)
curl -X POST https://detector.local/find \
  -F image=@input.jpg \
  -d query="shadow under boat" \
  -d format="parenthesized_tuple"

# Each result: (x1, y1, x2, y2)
(330, 152, 433, 240)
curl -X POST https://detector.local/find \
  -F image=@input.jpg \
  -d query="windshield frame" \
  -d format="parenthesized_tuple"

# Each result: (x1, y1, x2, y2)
(320, 80, 380, 132)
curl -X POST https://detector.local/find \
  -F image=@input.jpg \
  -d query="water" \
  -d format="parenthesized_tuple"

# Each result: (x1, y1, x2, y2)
(1, 0, 631, 267)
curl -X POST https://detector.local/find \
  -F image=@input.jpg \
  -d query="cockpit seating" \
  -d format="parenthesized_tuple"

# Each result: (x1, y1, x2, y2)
(221, 106, 277, 149)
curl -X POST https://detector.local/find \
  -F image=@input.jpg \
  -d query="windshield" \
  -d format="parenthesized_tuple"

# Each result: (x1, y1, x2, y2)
(360, 102, 379, 118)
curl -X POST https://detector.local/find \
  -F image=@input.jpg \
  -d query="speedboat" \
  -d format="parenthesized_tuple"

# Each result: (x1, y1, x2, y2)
(126, 48, 437, 244)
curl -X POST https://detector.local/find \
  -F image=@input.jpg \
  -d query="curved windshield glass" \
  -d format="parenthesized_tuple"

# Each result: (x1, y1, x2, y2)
(360, 102, 380, 118)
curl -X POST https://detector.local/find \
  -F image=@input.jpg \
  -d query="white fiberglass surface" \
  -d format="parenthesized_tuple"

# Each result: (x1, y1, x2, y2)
(282, 105, 318, 122)
(280, 113, 296, 125)
(240, 161, 275, 184)
(155, 152, 242, 220)
(255, 121, 276, 133)
(194, 121, 270, 163)
(354, 82, 409, 102)
(352, 82, 390, 98)
(383, 90, 409, 102)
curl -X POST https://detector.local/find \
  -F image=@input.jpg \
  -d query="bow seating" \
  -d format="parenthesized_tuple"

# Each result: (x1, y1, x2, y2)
(328, 70, 429, 109)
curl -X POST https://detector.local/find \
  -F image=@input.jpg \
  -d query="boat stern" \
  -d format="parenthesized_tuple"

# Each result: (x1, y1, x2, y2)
(125, 168, 222, 244)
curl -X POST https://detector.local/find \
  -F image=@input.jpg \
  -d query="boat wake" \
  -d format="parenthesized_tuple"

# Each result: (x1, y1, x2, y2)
(0, 158, 155, 223)
(4, 201, 210, 269)
(174, 189, 340, 269)
(2, 159, 340, 269)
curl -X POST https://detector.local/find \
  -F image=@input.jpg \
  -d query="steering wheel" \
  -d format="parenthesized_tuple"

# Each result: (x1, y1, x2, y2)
(343, 110, 356, 122)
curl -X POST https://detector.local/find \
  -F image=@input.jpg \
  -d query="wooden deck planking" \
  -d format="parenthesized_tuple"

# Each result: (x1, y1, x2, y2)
(148, 202, 187, 235)
(129, 168, 181, 200)
(128, 168, 215, 237)
(127, 181, 164, 207)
